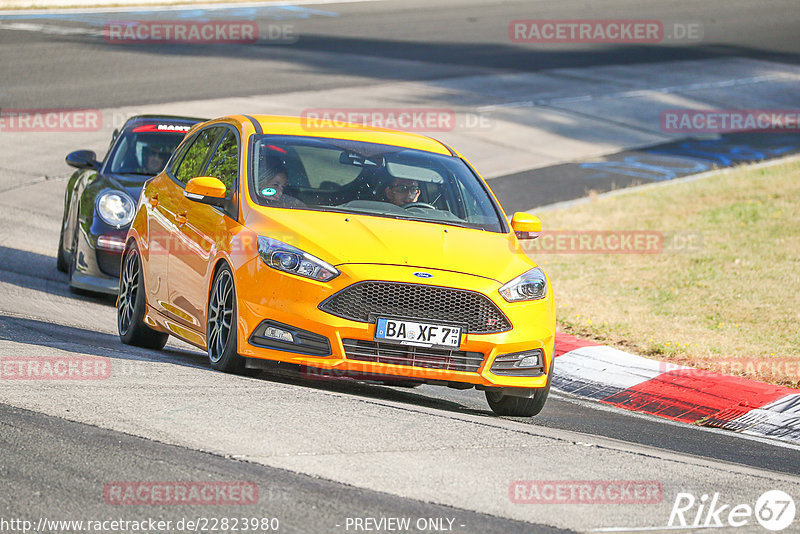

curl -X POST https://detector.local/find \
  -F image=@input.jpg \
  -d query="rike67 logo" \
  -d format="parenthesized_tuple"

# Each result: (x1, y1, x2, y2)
(669, 490, 796, 531)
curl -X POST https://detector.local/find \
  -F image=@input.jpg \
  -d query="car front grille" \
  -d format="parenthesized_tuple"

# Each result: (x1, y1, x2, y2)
(319, 282, 511, 334)
(342, 339, 484, 373)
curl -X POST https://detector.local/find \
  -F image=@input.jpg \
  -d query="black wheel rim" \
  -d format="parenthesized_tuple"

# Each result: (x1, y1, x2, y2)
(207, 269, 234, 363)
(118, 249, 139, 335)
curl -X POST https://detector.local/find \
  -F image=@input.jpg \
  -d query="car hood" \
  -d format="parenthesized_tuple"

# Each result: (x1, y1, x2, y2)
(101, 173, 150, 201)
(245, 208, 536, 284)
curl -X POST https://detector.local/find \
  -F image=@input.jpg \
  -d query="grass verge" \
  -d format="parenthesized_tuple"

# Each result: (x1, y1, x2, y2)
(530, 159, 800, 388)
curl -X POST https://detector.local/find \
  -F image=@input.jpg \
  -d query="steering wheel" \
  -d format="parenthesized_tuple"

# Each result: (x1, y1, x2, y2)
(402, 202, 436, 209)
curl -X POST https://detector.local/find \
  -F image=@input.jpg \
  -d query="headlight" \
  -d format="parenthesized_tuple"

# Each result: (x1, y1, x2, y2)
(257, 236, 339, 282)
(499, 267, 547, 302)
(96, 191, 135, 227)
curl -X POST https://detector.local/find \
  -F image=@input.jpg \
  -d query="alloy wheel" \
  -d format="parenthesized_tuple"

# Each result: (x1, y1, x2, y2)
(207, 269, 234, 363)
(117, 249, 139, 335)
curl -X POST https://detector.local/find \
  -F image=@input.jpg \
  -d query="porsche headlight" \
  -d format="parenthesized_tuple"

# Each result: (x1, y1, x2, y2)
(499, 267, 548, 302)
(257, 236, 339, 282)
(96, 191, 135, 227)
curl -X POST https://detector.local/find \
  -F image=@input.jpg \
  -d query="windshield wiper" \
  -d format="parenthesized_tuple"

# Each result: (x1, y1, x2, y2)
(294, 206, 487, 230)
(391, 215, 477, 229)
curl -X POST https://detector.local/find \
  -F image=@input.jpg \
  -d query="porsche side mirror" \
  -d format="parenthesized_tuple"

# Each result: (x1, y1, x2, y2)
(184, 176, 227, 207)
(66, 150, 100, 170)
(510, 212, 541, 240)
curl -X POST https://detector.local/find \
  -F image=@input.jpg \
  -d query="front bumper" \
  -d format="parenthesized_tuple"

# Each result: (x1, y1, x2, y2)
(69, 223, 126, 295)
(236, 261, 555, 389)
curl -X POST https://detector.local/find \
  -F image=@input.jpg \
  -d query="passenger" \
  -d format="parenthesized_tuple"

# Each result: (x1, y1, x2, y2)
(383, 177, 421, 207)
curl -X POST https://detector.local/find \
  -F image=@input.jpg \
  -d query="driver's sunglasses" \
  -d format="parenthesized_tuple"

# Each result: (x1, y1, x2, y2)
(391, 184, 420, 193)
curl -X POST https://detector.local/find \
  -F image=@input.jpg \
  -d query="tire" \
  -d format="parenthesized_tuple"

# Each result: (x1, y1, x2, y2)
(206, 264, 246, 373)
(485, 367, 552, 417)
(117, 245, 169, 349)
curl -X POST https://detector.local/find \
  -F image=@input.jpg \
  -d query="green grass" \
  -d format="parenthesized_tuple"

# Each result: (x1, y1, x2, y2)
(531, 159, 800, 388)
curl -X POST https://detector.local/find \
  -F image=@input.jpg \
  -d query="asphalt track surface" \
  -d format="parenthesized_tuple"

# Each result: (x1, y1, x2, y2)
(1, 1, 800, 532)
(0, 0, 798, 108)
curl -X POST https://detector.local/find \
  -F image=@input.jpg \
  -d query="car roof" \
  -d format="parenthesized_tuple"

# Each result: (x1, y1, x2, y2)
(217, 115, 454, 156)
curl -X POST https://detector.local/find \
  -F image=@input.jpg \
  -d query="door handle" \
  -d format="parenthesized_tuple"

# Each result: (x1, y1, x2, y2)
(176, 211, 187, 226)
(149, 194, 159, 207)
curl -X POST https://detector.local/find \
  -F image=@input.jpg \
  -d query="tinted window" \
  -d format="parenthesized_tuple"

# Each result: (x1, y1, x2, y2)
(204, 130, 238, 197)
(107, 128, 187, 176)
(249, 136, 504, 232)
(168, 136, 193, 176)
(174, 127, 223, 185)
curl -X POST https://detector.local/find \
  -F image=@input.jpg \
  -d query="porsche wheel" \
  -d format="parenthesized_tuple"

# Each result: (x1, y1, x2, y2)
(118, 245, 168, 349)
(207, 264, 246, 373)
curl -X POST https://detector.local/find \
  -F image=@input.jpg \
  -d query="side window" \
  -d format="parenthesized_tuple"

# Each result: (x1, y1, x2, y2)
(169, 135, 193, 176)
(174, 127, 223, 185)
(204, 130, 239, 198)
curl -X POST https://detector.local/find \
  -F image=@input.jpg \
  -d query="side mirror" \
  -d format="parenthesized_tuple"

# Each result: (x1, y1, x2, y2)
(66, 150, 100, 170)
(184, 176, 227, 207)
(510, 212, 541, 240)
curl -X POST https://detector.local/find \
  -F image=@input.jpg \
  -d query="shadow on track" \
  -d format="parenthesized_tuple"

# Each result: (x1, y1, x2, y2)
(0, 245, 116, 306)
(0, 314, 487, 416)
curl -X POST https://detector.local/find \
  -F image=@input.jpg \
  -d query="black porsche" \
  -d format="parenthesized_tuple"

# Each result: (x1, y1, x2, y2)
(57, 114, 205, 294)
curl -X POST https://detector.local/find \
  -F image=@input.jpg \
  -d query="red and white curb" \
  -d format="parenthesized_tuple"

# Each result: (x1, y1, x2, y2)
(553, 332, 800, 445)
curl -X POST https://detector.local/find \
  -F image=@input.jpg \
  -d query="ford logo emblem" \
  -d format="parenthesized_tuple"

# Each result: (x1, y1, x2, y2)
(413, 272, 433, 279)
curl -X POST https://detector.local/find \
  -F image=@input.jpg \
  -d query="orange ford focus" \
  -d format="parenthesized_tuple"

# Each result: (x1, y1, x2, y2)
(118, 115, 555, 416)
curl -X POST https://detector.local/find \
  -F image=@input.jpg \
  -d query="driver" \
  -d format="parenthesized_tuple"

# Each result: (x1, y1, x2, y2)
(259, 157, 305, 208)
(383, 178, 421, 207)
(142, 144, 171, 175)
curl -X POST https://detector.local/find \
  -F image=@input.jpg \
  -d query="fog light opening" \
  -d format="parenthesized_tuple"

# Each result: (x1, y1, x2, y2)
(489, 349, 545, 376)
(262, 326, 294, 343)
(517, 354, 541, 368)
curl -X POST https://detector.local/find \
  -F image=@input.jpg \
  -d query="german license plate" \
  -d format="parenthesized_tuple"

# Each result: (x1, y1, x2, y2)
(374, 318, 462, 349)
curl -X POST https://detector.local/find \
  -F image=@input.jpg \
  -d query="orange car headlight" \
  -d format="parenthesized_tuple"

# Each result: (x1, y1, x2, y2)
(256, 236, 340, 282)
(499, 267, 548, 302)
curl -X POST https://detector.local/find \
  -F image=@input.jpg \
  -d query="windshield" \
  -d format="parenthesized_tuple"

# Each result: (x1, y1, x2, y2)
(106, 125, 189, 175)
(249, 135, 505, 232)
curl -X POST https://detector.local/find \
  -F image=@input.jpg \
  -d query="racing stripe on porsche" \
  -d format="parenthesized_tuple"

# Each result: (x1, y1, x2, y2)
(553, 333, 800, 444)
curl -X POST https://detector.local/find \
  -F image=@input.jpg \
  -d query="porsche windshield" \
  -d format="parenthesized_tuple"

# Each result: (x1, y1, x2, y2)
(107, 125, 188, 176)
(249, 136, 505, 232)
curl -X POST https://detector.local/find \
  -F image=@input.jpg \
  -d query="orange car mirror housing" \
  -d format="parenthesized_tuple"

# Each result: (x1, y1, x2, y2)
(184, 176, 227, 206)
(510, 212, 541, 239)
